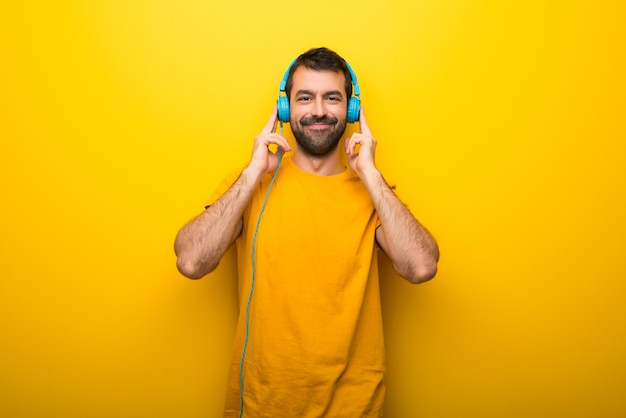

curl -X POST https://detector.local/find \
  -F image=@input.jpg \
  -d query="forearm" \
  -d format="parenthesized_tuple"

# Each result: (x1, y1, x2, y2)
(174, 167, 262, 279)
(362, 168, 439, 283)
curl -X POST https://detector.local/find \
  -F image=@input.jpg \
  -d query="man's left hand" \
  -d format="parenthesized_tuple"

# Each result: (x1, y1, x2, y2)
(345, 107, 377, 177)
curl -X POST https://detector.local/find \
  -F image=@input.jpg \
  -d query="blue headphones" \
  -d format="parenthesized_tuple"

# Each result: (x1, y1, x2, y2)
(276, 56, 361, 123)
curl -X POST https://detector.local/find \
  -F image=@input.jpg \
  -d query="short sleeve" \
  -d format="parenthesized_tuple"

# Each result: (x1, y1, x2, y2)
(204, 167, 244, 208)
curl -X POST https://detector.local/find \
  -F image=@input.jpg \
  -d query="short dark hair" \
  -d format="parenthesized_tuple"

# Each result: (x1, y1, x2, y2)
(285, 47, 353, 101)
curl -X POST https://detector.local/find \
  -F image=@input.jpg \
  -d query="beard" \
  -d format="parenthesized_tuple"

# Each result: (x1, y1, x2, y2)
(290, 115, 347, 157)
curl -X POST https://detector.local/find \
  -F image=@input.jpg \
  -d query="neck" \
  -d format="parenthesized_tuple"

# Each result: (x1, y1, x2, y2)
(292, 146, 345, 176)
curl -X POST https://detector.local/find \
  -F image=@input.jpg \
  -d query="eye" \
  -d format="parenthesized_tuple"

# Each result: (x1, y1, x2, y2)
(298, 96, 311, 102)
(327, 96, 341, 102)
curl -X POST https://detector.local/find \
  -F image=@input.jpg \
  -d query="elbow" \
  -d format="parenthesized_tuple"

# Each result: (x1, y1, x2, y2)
(398, 258, 438, 285)
(175, 256, 216, 280)
(405, 265, 437, 284)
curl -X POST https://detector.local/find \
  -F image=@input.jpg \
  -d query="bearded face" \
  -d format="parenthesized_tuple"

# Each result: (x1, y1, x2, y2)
(287, 68, 349, 158)
(290, 114, 347, 157)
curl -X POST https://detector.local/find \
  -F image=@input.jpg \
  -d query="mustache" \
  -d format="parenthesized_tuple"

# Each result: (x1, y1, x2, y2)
(300, 116, 338, 125)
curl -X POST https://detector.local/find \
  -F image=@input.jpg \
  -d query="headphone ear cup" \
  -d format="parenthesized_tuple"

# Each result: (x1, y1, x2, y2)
(347, 97, 361, 123)
(277, 95, 290, 123)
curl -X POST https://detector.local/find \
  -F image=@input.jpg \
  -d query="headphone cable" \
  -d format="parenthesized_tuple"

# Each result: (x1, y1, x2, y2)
(239, 127, 284, 417)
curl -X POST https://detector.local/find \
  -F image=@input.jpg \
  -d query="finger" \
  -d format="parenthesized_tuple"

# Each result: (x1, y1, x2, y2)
(358, 107, 372, 137)
(260, 133, 291, 153)
(275, 136, 292, 153)
(261, 105, 279, 134)
(344, 134, 360, 157)
(270, 132, 291, 152)
(344, 136, 354, 156)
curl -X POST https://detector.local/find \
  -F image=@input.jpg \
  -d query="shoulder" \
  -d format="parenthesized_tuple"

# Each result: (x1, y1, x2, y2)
(205, 166, 245, 207)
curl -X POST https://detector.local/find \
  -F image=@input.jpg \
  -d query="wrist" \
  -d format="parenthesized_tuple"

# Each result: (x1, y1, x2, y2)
(241, 165, 265, 186)
(358, 166, 383, 187)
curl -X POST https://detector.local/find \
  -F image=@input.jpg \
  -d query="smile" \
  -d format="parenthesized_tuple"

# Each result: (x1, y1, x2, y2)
(306, 123, 332, 129)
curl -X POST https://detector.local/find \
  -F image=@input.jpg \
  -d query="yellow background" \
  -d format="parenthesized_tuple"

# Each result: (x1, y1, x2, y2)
(1, 1, 625, 417)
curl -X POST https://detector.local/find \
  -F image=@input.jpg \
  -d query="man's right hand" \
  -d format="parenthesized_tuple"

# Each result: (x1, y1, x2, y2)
(246, 105, 291, 177)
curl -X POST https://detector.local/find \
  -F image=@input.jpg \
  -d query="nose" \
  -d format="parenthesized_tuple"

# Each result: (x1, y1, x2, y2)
(311, 98, 326, 118)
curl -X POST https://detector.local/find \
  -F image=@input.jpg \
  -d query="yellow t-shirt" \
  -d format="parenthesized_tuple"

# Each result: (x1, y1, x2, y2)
(208, 155, 385, 418)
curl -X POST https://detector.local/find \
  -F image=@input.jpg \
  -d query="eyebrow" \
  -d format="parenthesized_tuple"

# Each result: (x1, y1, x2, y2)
(294, 89, 345, 98)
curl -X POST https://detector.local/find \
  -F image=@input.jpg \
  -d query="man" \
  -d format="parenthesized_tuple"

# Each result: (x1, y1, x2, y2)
(174, 47, 439, 417)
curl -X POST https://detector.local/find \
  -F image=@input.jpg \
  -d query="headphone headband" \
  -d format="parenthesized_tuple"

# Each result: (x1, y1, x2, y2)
(276, 54, 361, 123)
